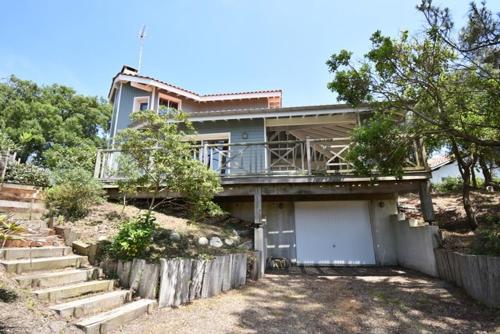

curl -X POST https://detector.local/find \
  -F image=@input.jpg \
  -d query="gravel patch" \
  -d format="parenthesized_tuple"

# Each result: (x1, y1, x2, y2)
(113, 268, 500, 334)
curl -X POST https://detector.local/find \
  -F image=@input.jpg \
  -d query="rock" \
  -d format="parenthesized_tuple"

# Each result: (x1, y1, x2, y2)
(224, 238, 234, 246)
(209, 236, 223, 248)
(98, 235, 108, 242)
(170, 232, 181, 241)
(197, 237, 209, 246)
(48, 321, 66, 333)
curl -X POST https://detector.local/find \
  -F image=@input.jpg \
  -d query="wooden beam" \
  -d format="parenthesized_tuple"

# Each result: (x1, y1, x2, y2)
(253, 186, 265, 277)
(266, 114, 357, 127)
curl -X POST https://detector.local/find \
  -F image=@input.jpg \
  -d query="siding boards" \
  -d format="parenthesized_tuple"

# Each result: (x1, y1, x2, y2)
(194, 119, 266, 174)
(115, 84, 152, 133)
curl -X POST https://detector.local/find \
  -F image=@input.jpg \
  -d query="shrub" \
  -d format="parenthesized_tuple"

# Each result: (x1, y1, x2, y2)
(433, 177, 463, 193)
(3, 162, 51, 187)
(45, 167, 105, 220)
(473, 221, 500, 256)
(110, 213, 156, 260)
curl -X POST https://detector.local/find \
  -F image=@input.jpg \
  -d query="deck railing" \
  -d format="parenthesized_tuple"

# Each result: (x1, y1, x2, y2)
(94, 138, 427, 181)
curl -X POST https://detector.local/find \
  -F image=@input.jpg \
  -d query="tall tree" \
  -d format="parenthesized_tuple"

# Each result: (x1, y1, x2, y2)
(0, 76, 111, 168)
(326, 1, 499, 228)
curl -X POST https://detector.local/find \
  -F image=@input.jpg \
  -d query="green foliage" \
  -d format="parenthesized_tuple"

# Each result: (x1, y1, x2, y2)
(433, 177, 485, 193)
(433, 177, 463, 193)
(0, 130, 17, 152)
(473, 221, 500, 256)
(110, 213, 156, 260)
(114, 110, 223, 219)
(3, 162, 51, 187)
(346, 112, 412, 178)
(45, 167, 105, 220)
(0, 76, 111, 166)
(44, 140, 98, 171)
(0, 215, 25, 247)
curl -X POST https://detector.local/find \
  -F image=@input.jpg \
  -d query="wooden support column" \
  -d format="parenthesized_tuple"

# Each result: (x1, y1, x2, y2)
(305, 136, 312, 175)
(419, 180, 435, 223)
(253, 186, 265, 278)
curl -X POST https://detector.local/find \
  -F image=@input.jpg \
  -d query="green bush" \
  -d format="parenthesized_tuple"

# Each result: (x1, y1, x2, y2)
(3, 162, 51, 187)
(110, 214, 156, 260)
(45, 167, 105, 220)
(473, 221, 500, 256)
(433, 176, 462, 193)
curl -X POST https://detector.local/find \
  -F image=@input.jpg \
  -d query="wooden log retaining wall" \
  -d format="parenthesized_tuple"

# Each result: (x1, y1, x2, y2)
(434, 248, 500, 308)
(0, 183, 46, 219)
(103, 251, 259, 308)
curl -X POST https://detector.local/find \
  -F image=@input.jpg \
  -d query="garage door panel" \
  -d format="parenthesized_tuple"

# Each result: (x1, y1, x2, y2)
(295, 201, 376, 265)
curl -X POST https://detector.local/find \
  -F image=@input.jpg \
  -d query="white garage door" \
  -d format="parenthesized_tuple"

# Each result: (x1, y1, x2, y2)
(295, 201, 376, 265)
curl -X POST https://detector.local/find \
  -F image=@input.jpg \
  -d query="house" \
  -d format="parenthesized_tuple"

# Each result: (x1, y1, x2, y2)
(428, 155, 461, 184)
(97, 65, 434, 271)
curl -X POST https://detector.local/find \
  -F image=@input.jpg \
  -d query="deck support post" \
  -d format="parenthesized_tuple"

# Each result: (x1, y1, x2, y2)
(419, 180, 435, 223)
(253, 186, 265, 277)
(305, 136, 312, 175)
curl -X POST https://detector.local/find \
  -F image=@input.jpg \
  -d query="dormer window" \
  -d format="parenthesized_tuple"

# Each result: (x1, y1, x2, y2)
(133, 96, 150, 113)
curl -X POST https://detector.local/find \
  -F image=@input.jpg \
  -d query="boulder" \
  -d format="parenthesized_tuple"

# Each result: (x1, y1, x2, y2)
(224, 238, 234, 246)
(209, 236, 223, 248)
(197, 237, 209, 246)
(170, 232, 181, 241)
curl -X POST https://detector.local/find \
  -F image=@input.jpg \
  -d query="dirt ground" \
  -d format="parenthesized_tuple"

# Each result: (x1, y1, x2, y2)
(399, 191, 499, 253)
(114, 267, 500, 334)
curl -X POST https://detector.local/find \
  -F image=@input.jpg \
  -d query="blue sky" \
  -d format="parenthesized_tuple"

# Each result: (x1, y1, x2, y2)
(1, 1, 496, 107)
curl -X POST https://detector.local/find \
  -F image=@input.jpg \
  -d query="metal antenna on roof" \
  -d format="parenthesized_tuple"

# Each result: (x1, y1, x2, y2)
(138, 25, 147, 73)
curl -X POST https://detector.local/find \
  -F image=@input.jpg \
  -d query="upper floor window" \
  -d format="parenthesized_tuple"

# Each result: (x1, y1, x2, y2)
(158, 94, 182, 115)
(133, 96, 150, 113)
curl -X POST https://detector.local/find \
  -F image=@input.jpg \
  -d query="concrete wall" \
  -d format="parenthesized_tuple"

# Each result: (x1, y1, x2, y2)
(391, 215, 439, 276)
(369, 200, 398, 265)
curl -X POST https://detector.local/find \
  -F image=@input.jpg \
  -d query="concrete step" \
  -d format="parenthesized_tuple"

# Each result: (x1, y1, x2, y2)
(76, 299, 157, 334)
(0, 246, 71, 260)
(50, 290, 132, 318)
(33, 280, 115, 302)
(0, 255, 86, 274)
(15, 268, 100, 289)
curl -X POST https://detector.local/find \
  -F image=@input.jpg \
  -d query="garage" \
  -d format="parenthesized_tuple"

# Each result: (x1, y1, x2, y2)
(295, 201, 376, 265)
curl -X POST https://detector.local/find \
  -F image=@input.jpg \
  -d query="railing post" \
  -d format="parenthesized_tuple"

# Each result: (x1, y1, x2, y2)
(94, 149, 102, 179)
(203, 143, 209, 166)
(305, 137, 312, 175)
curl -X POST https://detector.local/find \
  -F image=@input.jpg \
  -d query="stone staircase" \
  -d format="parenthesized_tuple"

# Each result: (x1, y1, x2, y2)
(0, 246, 157, 334)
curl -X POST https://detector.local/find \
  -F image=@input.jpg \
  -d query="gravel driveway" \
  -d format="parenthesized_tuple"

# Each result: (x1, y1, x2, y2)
(116, 267, 499, 334)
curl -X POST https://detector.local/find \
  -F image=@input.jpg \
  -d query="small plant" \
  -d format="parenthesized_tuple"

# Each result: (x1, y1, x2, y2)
(0, 215, 25, 248)
(473, 220, 500, 256)
(3, 162, 51, 187)
(110, 213, 156, 260)
(45, 167, 105, 220)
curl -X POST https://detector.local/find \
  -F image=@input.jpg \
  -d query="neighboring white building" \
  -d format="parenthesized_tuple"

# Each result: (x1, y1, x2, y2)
(428, 156, 461, 184)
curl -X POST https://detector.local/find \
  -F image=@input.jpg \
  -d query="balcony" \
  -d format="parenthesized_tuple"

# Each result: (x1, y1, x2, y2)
(94, 138, 427, 182)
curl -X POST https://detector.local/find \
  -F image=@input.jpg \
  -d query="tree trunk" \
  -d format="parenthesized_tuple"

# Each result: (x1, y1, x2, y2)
(450, 141, 478, 230)
(478, 155, 493, 187)
(461, 167, 478, 230)
(471, 163, 477, 189)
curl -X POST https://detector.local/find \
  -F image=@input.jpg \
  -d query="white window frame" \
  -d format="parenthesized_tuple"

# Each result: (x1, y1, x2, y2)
(132, 96, 150, 113)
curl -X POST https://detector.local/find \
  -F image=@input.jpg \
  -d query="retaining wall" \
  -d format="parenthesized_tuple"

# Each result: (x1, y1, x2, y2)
(434, 248, 500, 308)
(101, 251, 260, 308)
(0, 183, 45, 219)
(390, 214, 440, 277)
